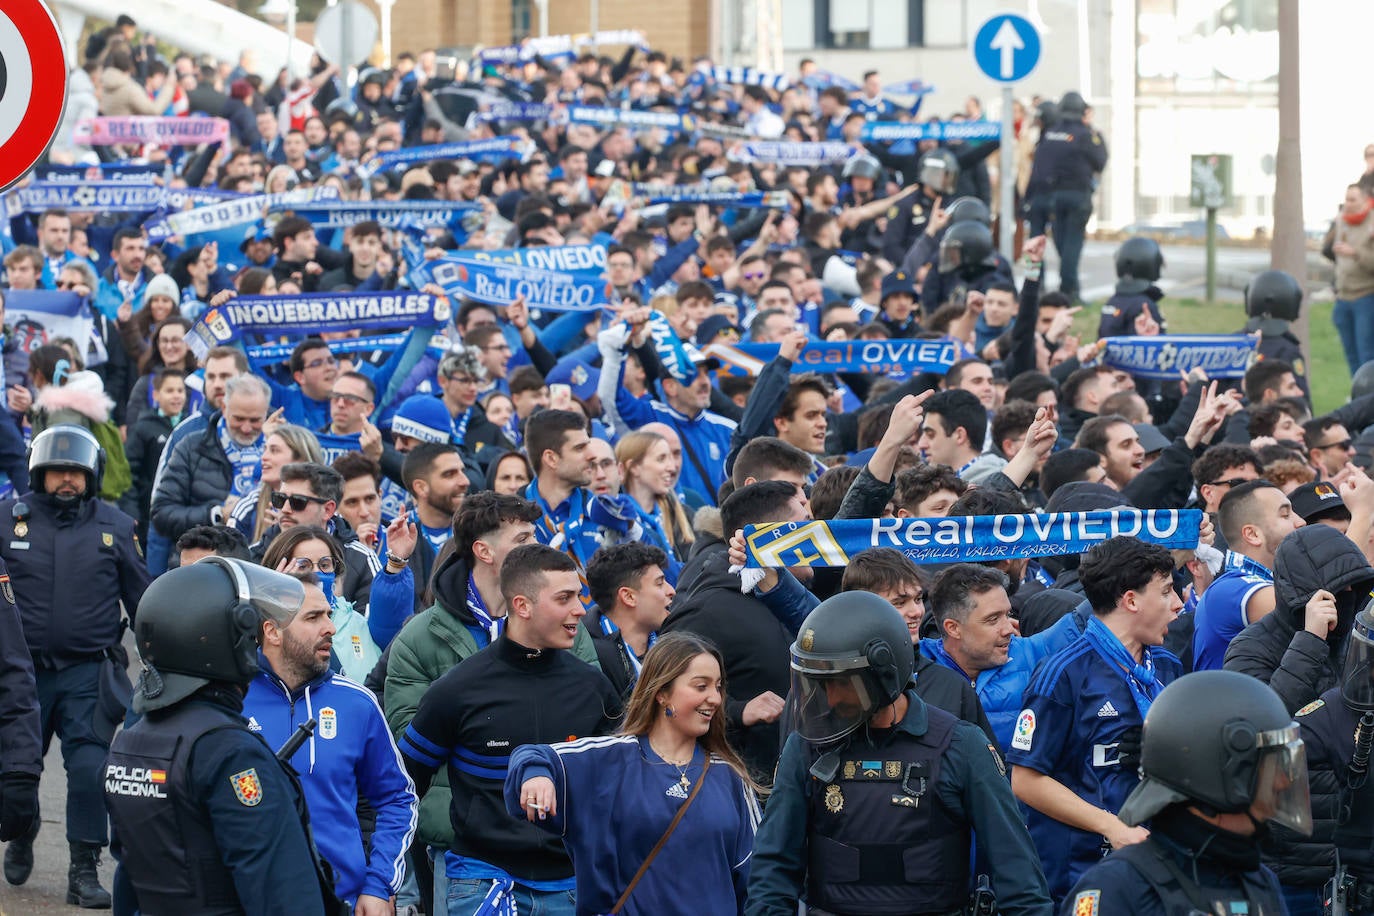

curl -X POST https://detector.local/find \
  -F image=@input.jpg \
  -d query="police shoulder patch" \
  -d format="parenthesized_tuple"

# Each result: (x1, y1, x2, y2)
(230, 768, 263, 807)
(1296, 698, 1325, 717)
(1072, 889, 1100, 916)
(987, 743, 1006, 778)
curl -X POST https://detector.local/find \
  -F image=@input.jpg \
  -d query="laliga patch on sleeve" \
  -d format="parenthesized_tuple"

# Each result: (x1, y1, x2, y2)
(1073, 889, 1100, 916)
(1011, 709, 1036, 751)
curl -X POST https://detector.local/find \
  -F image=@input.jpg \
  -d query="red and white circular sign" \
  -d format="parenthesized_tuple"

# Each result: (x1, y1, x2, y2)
(0, 0, 67, 191)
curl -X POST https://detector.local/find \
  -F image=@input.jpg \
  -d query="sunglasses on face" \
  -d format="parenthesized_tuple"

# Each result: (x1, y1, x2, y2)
(329, 391, 370, 405)
(1318, 439, 1354, 451)
(270, 491, 330, 512)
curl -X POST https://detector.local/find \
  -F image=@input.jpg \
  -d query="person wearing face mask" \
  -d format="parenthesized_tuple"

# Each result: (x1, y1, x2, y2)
(0, 425, 151, 906)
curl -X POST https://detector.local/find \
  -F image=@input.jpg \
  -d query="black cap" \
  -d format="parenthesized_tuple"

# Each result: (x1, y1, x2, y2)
(1289, 480, 1351, 524)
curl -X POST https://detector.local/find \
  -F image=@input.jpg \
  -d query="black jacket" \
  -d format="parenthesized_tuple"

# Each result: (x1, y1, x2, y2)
(662, 539, 793, 785)
(150, 411, 234, 541)
(0, 555, 39, 775)
(1224, 525, 1374, 715)
(124, 410, 178, 538)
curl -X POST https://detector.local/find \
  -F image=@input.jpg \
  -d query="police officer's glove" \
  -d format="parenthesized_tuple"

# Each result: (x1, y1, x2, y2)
(0, 772, 39, 841)
(590, 493, 637, 535)
(1116, 726, 1143, 774)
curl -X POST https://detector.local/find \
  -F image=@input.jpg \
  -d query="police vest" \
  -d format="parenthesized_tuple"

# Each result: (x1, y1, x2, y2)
(1111, 837, 1283, 916)
(104, 702, 257, 916)
(805, 707, 970, 915)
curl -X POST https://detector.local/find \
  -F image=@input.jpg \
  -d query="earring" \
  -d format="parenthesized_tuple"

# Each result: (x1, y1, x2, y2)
(664, 705, 675, 718)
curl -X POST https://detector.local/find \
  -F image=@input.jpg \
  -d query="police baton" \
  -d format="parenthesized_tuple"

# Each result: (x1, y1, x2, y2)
(275, 718, 317, 762)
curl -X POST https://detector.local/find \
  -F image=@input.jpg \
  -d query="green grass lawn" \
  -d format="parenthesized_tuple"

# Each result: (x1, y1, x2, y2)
(1070, 298, 1349, 415)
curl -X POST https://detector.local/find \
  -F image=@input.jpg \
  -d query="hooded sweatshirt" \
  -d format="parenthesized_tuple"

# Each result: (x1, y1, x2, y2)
(1223, 524, 1374, 715)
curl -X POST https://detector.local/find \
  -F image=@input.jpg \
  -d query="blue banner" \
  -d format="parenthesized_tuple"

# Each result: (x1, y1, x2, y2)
(883, 79, 936, 97)
(417, 257, 609, 313)
(33, 162, 163, 183)
(639, 188, 791, 208)
(5, 291, 93, 356)
(704, 339, 961, 376)
(731, 141, 857, 166)
(1100, 334, 1260, 381)
(743, 509, 1204, 568)
(707, 66, 791, 90)
(145, 187, 339, 242)
(362, 139, 531, 175)
(465, 243, 607, 274)
(476, 102, 556, 122)
(187, 292, 449, 358)
(861, 121, 1001, 142)
(566, 106, 695, 131)
(802, 70, 860, 92)
(272, 199, 484, 231)
(247, 333, 409, 364)
(7, 182, 166, 216)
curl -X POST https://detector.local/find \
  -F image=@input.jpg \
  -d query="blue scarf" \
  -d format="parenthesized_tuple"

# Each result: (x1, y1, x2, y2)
(452, 407, 472, 447)
(217, 417, 264, 498)
(1083, 616, 1163, 720)
(599, 615, 656, 679)
(410, 509, 449, 556)
(1221, 550, 1273, 582)
(466, 575, 503, 644)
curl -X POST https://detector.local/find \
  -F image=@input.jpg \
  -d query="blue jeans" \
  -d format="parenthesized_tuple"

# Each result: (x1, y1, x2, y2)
(1331, 293, 1374, 374)
(446, 877, 576, 916)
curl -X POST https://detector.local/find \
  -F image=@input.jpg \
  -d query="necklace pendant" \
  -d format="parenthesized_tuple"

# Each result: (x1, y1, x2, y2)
(680, 773, 690, 789)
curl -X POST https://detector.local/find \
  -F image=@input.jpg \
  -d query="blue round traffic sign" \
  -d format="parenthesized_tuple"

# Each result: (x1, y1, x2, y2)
(972, 13, 1041, 83)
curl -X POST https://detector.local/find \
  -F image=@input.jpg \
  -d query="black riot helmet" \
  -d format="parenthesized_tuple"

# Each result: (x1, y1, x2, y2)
(28, 424, 104, 499)
(1114, 237, 1165, 294)
(918, 148, 960, 196)
(842, 153, 882, 183)
(938, 221, 995, 277)
(132, 558, 305, 713)
(789, 591, 916, 744)
(1245, 269, 1303, 330)
(945, 196, 991, 227)
(1118, 670, 1312, 836)
(1353, 361, 1374, 401)
(1058, 91, 1087, 121)
(1342, 603, 1374, 712)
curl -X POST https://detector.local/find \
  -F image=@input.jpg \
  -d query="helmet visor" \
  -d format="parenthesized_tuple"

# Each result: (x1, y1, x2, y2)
(30, 426, 99, 474)
(919, 158, 957, 195)
(788, 667, 879, 744)
(207, 557, 305, 628)
(938, 240, 963, 275)
(1343, 608, 1374, 711)
(1253, 724, 1312, 836)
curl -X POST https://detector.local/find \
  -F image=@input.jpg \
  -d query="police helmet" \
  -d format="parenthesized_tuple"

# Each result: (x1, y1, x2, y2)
(1245, 270, 1303, 324)
(323, 98, 358, 124)
(1034, 100, 1058, 127)
(1341, 603, 1374, 712)
(1118, 670, 1312, 836)
(1058, 91, 1087, 121)
(29, 425, 104, 498)
(1114, 237, 1164, 294)
(842, 154, 882, 183)
(938, 221, 995, 277)
(132, 558, 305, 713)
(359, 67, 389, 88)
(918, 148, 960, 196)
(1353, 361, 1374, 401)
(789, 591, 915, 744)
(945, 197, 991, 228)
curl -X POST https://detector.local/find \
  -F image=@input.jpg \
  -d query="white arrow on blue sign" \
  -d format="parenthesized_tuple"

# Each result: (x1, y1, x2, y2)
(972, 13, 1041, 83)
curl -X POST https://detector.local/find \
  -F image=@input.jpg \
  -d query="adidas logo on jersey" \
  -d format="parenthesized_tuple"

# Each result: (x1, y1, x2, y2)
(247, 717, 262, 732)
(1096, 701, 1119, 718)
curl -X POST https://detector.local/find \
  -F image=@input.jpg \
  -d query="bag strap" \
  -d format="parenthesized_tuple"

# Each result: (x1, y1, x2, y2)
(676, 427, 715, 500)
(610, 756, 711, 915)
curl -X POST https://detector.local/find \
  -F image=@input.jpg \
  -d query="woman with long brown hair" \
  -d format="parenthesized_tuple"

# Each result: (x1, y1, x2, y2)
(505, 632, 759, 915)
(615, 430, 693, 582)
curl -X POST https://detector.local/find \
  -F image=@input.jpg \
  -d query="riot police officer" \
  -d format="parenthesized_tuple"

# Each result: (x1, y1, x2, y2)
(746, 591, 1053, 916)
(105, 558, 327, 916)
(1, 425, 150, 906)
(1063, 670, 1307, 915)
(1099, 237, 1168, 338)
(1023, 91, 1108, 303)
(0, 551, 39, 850)
(1244, 269, 1311, 399)
(879, 147, 957, 264)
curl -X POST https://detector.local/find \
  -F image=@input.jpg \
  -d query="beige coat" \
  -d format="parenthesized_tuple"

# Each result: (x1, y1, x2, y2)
(1325, 211, 1374, 300)
(98, 68, 176, 117)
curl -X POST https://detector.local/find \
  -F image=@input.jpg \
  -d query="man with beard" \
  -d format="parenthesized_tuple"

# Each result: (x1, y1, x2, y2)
(0, 426, 151, 905)
(242, 575, 416, 915)
(524, 409, 601, 573)
(401, 442, 470, 563)
(1009, 536, 1184, 903)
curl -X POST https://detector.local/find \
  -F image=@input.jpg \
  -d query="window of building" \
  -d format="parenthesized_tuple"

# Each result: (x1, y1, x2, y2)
(783, 0, 966, 50)
(511, 0, 533, 41)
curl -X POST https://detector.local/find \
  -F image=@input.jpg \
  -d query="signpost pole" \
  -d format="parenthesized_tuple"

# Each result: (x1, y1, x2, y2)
(1206, 207, 1217, 302)
(999, 85, 1015, 260)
